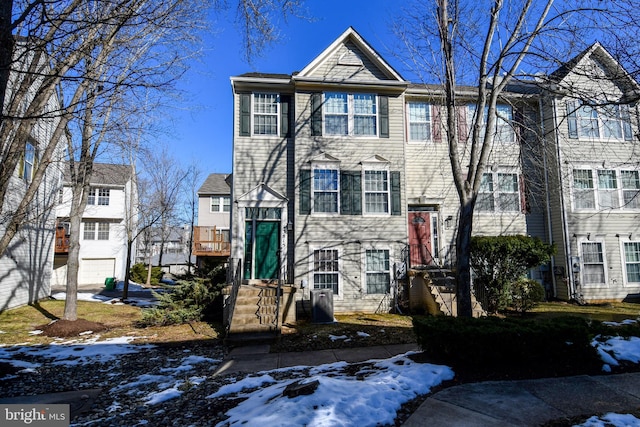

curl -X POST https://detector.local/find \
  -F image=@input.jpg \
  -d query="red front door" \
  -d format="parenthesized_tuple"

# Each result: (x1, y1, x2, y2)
(408, 212, 432, 267)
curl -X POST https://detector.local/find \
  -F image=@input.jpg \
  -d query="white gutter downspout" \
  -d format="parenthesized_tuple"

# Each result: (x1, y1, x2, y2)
(538, 95, 557, 297)
(551, 96, 576, 300)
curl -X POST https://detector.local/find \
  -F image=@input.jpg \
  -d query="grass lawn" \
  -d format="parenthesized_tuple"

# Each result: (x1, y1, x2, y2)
(0, 299, 638, 350)
(0, 300, 223, 346)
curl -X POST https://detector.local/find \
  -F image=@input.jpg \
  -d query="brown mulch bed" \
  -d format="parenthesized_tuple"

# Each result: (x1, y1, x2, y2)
(38, 319, 108, 338)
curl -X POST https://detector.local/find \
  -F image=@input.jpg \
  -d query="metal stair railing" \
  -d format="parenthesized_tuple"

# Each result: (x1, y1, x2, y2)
(225, 259, 242, 334)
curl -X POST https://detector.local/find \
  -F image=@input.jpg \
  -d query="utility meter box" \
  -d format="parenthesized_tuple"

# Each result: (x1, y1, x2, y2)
(311, 289, 334, 323)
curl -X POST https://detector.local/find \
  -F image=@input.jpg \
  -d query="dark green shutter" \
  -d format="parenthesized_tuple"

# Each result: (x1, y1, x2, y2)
(240, 93, 251, 136)
(566, 101, 578, 139)
(311, 93, 322, 136)
(299, 169, 311, 214)
(340, 171, 362, 215)
(390, 171, 401, 215)
(280, 95, 291, 138)
(379, 96, 389, 138)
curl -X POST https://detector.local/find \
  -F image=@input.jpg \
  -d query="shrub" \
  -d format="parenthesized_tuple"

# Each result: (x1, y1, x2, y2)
(138, 278, 225, 326)
(130, 263, 163, 285)
(510, 278, 545, 313)
(412, 315, 603, 379)
(471, 235, 556, 313)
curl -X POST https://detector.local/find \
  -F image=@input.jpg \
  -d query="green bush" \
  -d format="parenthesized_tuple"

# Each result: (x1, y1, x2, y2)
(471, 235, 556, 313)
(412, 315, 603, 379)
(138, 278, 225, 326)
(510, 278, 545, 313)
(130, 263, 163, 285)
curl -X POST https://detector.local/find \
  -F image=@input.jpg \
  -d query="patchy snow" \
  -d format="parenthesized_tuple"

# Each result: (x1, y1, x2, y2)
(577, 413, 640, 427)
(209, 353, 454, 427)
(1, 296, 639, 426)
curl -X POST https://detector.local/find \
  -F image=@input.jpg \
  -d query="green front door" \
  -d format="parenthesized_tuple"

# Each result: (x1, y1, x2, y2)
(244, 220, 279, 280)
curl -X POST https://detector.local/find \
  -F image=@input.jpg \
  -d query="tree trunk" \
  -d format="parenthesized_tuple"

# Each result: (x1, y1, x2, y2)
(0, 0, 13, 122)
(146, 258, 152, 287)
(158, 240, 164, 267)
(455, 198, 474, 318)
(122, 239, 133, 300)
(63, 191, 85, 321)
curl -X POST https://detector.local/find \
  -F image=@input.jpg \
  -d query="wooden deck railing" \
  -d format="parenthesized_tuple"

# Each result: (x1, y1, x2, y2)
(192, 226, 230, 257)
(55, 226, 69, 253)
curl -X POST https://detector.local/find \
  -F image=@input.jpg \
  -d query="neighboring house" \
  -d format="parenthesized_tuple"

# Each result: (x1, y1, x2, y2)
(534, 43, 640, 303)
(228, 28, 640, 328)
(53, 163, 138, 286)
(193, 173, 231, 268)
(0, 41, 67, 311)
(136, 224, 195, 276)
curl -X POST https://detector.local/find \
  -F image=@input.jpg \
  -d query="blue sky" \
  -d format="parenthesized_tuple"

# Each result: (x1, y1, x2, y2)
(166, 1, 406, 177)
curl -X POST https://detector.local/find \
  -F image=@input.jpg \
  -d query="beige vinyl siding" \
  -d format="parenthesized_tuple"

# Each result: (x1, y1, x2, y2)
(292, 91, 405, 313)
(308, 41, 394, 82)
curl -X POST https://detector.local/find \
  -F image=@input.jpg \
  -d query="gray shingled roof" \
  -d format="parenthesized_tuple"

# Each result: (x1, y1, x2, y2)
(63, 163, 132, 186)
(198, 173, 231, 195)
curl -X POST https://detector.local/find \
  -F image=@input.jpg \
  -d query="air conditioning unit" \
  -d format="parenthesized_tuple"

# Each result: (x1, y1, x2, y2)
(310, 289, 334, 323)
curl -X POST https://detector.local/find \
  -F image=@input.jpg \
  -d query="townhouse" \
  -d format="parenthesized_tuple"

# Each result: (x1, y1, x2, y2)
(53, 163, 138, 286)
(227, 28, 640, 325)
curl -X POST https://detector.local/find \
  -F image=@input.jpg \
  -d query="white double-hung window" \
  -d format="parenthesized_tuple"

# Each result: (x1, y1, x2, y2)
(324, 92, 377, 136)
(567, 101, 633, 140)
(364, 170, 389, 214)
(624, 241, 640, 284)
(253, 93, 279, 135)
(408, 101, 432, 142)
(468, 104, 515, 143)
(312, 168, 339, 213)
(313, 248, 340, 295)
(580, 240, 606, 286)
(477, 171, 520, 212)
(365, 249, 390, 294)
(573, 168, 640, 211)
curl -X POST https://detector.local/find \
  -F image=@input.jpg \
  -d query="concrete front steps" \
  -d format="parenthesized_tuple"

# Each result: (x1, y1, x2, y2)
(408, 268, 485, 317)
(223, 283, 297, 339)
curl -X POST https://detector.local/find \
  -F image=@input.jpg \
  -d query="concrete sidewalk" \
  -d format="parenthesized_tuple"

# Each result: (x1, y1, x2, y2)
(4, 325, 640, 425)
(215, 344, 640, 426)
(403, 372, 640, 426)
(213, 343, 420, 376)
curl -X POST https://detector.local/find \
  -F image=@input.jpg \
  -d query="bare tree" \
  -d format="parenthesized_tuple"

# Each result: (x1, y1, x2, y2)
(393, 0, 640, 316)
(180, 162, 202, 278)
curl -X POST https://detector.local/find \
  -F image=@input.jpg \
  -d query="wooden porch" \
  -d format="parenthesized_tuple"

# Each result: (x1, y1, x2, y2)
(55, 224, 69, 254)
(192, 226, 230, 257)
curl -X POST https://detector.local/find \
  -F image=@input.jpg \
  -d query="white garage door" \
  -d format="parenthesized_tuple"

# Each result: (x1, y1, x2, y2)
(79, 258, 115, 285)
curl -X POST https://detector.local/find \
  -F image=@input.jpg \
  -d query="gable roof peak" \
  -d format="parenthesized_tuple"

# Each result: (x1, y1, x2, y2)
(295, 27, 406, 83)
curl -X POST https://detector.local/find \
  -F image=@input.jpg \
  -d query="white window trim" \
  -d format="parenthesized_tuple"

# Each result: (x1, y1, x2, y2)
(323, 92, 379, 138)
(577, 236, 608, 288)
(468, 104, 516, 144)
(407, 101, 433, 144)
(361, 243, 393, 296)
(311, 161, 340, 215)
(22, 142, 36, 183)
(571, 166, 640, 212)
(252, 92, 280, 137)
(476, 168, 521, 214)
(309, 244, 343, 300)
(620, 237, 640, 286)
(210, 196, 231, 213)
(362, 162, 391, 216)
(571, 101, 631, 141)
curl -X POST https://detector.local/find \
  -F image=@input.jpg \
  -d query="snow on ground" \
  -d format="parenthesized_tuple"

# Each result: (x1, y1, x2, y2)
(209, 353, 454, 427)
(2, 292, 640, 426)
(51, 281, 158, 307)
